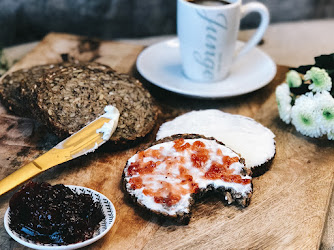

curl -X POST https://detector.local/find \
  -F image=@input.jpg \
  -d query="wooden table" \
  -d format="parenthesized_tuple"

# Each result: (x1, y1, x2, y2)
(0, 20, 334, 249)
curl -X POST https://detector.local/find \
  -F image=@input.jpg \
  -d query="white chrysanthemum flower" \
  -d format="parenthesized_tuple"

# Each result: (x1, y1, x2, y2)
(291, 93, 323, 138)
(275, 83, 292, 124)
(286, 70, 302, 88)
(327, 131, 334, 140)
(314, 91, 334, 135)
(305, 67, 332, 92)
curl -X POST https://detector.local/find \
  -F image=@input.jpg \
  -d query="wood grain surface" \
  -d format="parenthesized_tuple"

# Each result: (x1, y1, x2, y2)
(0, 33, 333, 249)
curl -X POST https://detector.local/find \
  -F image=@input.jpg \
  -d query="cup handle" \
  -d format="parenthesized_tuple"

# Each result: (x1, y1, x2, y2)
(234, 2, 269, 61)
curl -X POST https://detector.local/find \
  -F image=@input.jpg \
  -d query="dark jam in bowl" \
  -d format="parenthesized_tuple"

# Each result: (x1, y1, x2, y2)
(9, 182, 105, 245)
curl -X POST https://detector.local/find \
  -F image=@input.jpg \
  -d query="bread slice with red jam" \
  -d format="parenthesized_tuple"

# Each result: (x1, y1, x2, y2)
(123, 134, 252, 223)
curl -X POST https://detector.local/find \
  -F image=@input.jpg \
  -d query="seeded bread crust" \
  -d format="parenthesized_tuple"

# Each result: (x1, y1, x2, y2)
(250, 152, 276, 177)
(0, 64, 55, 117)
(123, 134, 252, 224)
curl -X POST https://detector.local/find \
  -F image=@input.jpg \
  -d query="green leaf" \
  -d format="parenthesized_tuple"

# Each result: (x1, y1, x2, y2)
(291, 53, 334, 74)
(314, 53, 334, 69)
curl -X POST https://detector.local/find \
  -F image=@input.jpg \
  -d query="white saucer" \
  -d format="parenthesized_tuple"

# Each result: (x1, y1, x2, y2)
(136, 38, 276, 98)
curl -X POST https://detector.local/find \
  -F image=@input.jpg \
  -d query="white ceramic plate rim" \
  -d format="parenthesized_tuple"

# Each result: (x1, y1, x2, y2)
(4, 185, 116, 250)
(136, 38, 277, 99)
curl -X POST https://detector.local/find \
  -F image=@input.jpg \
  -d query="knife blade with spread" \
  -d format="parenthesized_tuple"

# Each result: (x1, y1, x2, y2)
(0, 105, 120, 196)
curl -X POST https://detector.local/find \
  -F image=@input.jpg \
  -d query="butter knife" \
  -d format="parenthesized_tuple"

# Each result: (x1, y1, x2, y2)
(0, 105, 120, 196)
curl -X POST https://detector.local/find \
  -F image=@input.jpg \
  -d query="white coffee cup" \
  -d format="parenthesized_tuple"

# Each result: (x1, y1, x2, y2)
(177, 0, 269, 82)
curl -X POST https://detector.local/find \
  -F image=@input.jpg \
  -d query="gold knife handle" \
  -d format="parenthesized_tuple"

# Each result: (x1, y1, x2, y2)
(0, 162, 42, 196)
(0, 109, 119, 197)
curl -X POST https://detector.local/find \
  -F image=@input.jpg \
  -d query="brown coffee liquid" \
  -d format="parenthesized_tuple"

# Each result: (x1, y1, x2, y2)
(187, 0, 230, 6)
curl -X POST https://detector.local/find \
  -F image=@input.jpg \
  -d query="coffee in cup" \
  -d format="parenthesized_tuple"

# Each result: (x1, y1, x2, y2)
(187, 0, 230, 6)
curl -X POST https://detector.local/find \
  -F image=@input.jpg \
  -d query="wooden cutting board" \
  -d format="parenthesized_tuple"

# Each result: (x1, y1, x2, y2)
(0, 33, 333, 249)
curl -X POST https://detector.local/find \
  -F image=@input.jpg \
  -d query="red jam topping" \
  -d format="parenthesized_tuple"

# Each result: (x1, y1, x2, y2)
(154, 193, 181, 206)
(205, 161, 251, 184)
(128, 161, 156, 176)
(173, 138, 191, 152)
(127, 139, 250, 207)
(129, 177, 143, 189)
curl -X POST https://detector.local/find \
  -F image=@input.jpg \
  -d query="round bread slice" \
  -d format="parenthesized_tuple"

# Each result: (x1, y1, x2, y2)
(156, 110, 276, 177)
(123, 134, 252, 223)
(0, 64, 55, 117)
(31, 62, 158, 146)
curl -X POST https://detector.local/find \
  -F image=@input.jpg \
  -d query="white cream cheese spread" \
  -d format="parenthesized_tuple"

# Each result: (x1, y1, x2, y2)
(96, 105, 120, 141)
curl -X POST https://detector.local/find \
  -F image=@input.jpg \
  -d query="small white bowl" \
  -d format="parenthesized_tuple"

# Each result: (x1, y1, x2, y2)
(4, 185, 116, 250)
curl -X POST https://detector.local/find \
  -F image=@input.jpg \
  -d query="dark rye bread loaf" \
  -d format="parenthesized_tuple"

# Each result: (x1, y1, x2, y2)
(0, 62, 159, 146)
(0, 64, 55, 117)
(35, 62, 158, 145)
(123, 134, 253, 223)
